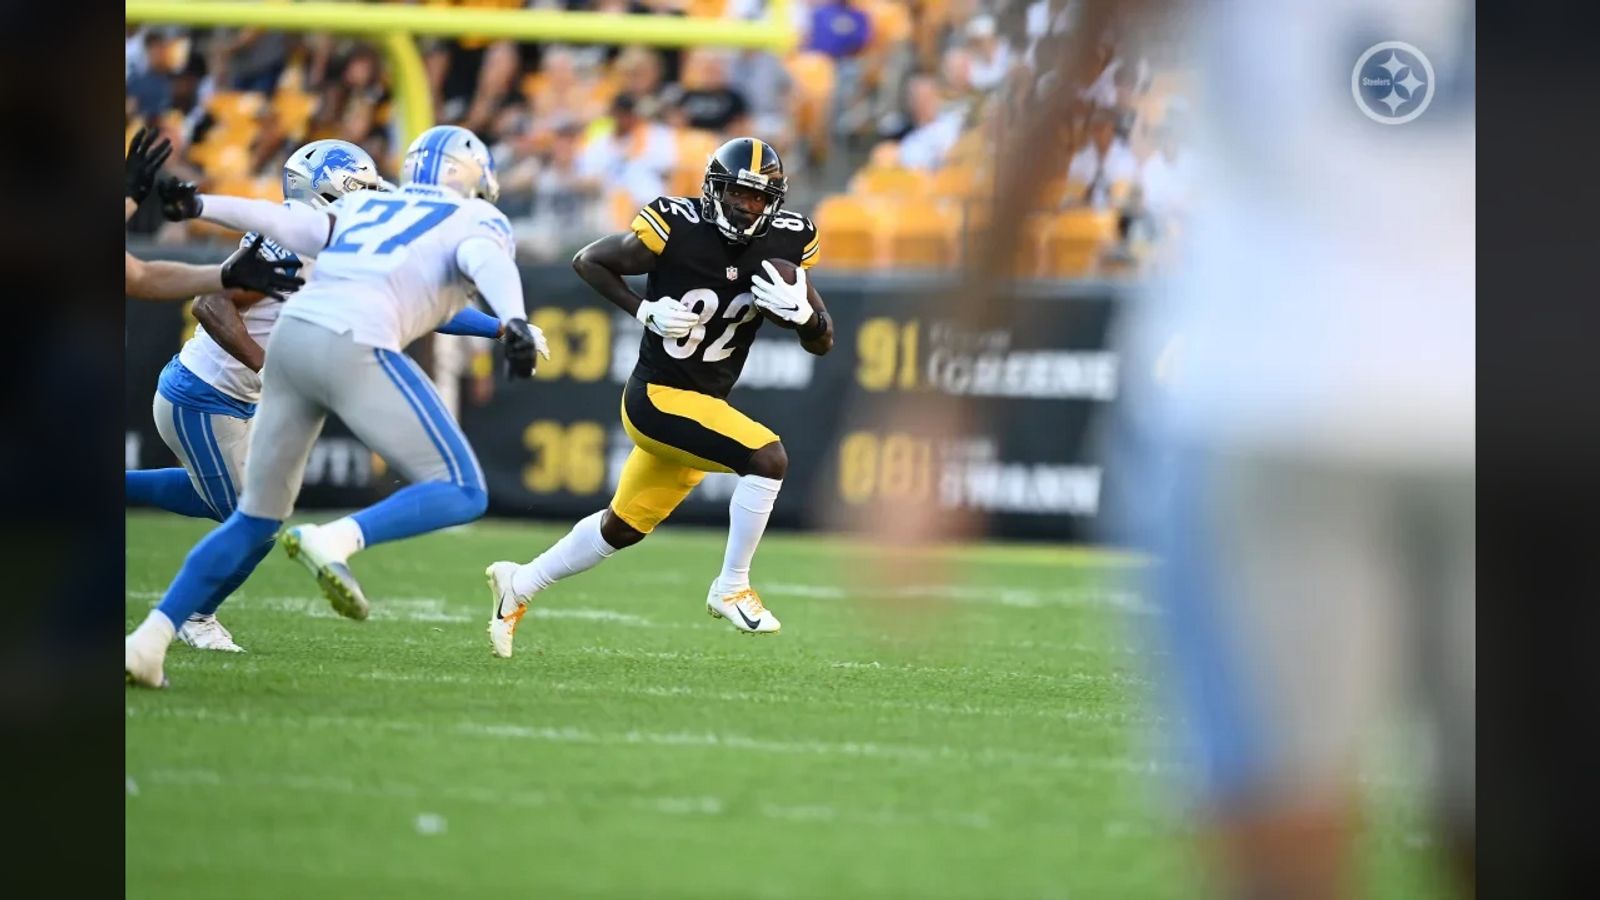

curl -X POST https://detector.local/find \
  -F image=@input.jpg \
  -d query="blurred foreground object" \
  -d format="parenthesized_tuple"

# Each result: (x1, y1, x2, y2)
(1110, 0, 1475, 897)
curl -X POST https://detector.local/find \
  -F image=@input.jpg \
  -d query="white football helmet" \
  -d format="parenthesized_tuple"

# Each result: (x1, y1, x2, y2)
(400, 125, 500, 203)
(281, 140, 393, 209)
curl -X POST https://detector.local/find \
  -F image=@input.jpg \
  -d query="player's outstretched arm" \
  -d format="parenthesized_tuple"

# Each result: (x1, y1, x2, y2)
(125, 252, 223, 300)
(571, 231, 657, 318)
(158, 179, 334, 259)
(193, 291, 267, 372)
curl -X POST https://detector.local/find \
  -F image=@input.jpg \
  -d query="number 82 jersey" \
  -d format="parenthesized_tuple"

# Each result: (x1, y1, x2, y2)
(629, 195, 819, 399)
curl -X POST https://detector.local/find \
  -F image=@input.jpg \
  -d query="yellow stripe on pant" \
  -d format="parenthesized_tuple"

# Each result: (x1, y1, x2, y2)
(609, 380, 779, 533)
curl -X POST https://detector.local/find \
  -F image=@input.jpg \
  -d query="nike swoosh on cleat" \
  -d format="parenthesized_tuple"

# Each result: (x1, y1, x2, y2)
(734, 606, 762, 630)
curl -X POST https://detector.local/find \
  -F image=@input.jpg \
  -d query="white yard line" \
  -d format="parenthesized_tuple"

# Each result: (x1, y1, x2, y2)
(128, 705, 1176, 776)
(132, 767, 1001, 831)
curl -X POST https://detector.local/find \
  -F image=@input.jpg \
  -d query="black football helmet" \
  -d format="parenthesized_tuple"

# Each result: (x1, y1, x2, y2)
(701, 137, 787, 244)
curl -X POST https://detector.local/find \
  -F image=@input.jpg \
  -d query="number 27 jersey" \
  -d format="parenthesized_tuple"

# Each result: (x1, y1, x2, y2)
(629, 195, 819, 399)
(284, 184, 516, 352)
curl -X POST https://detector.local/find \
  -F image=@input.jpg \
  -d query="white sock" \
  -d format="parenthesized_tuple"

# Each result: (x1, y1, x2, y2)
(318, 516, 366, 561)
(511, 510, 617, 599)
(717, 475, 782, 593)
(133, 609, 177, 647)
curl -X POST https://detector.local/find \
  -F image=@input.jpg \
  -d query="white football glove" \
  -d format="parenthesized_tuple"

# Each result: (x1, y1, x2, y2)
(636, 296, 699, 339)
(751, 260, 813, 327)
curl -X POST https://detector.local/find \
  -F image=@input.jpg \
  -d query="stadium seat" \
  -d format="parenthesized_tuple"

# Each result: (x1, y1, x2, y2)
(675, 128, 720, 168)
(929, 165, 981, 199)
(848, 165, 929, 198)
(668, 163, 703, 198)
(785, 52, 836, 161)
(271, 89, 318, 140)
(813, 195, 879, 270)
(878, 199, 957, 269)
(208, 91, 267, 126)
(192, 139, 254, 180)
(1040, 210, 1119, 278)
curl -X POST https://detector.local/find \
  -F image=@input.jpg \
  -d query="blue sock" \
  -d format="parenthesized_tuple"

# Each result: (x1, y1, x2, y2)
(155, 511, 280, 628)
(195, 539, 274, 617)
(351, 482, 487, 548)
(126, 469, 220, 521)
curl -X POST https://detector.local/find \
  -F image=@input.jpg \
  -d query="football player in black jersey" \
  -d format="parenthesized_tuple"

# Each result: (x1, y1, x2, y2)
(484, 137, 832, 654)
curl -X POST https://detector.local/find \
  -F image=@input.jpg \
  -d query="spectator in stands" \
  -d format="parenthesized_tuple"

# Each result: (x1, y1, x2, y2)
(127, 31, 174, 117)
(218, 28, 291, 94)
(964, 14, 1013, 92)
(575, 93, 677, 206)
(663, 49, 751, 135)
(614, 45, 669, 110)
(1066, 108, 1140, 209)
(528, 48, 605, 136)
(896, 75, 963, 171)
(530, 120, 602, 239)
(807, 0, 873, 59)
(1136, 120, 1189, 234)
(729, 49, 793, 149)
(423, 2, 522, 139)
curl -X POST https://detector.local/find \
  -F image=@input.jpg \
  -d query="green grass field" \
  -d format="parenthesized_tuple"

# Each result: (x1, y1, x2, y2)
(126, 512, 1445, 899)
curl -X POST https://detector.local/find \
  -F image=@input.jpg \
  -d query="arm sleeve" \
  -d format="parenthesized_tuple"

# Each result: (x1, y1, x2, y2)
(455, 237, 527, 322)
(435, 306, 502, 338)
(200, 195, 332, 259)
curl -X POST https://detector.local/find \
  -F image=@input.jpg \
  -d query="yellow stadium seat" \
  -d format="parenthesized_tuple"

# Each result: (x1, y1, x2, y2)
(675, 128, 721, 169)
(848, 166, 929, 198)
(209, 91, 267, 125)
(878, 199, 957, 270)
(685, 0, 726, 17)
(607, 189, 638, 232)
(192, 140, 253, 180)
(271, 89, 318, 140)
(813, 195, 879, 270)
(929, 165, 980, 199)
(1041, 210, 1118, 278)
(668, 163, 703, 198)
(863, 0, 913, 52)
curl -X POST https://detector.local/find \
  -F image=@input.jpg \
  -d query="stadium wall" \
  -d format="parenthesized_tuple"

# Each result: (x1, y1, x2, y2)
(125, 250, 1124, 541)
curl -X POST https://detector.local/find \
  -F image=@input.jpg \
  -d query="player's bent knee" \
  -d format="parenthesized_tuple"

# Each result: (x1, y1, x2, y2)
(600, 507, 647, 550)
(744, 441, 788, 480)
(450, 484, 490, 523)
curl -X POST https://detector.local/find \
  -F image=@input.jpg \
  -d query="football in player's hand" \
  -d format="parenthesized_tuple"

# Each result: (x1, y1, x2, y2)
(755, 258, 810, 329)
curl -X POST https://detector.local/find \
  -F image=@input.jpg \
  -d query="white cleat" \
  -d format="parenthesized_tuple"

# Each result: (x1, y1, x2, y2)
(485, 561, 529, 658)
(707, 586, 781, 635)
(282, 524, 369, 620)
(125, 628, 170, 689)
(177, 614, 245, 653)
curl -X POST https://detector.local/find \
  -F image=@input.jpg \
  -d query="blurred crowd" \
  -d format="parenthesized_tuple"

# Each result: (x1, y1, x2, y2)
(126, 0, 1190, 274)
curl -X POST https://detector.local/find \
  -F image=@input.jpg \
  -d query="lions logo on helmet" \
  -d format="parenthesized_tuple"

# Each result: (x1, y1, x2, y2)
(282, 140, 393, 209)
(701, 137, 787, 244)
(401, 125, 500, 203)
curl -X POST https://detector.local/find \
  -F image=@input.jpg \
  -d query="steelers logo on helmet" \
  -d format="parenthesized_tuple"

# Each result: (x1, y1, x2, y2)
(701, 137, 787, 244)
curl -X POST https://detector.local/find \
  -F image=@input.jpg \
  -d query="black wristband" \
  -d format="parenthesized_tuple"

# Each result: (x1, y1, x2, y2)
(797, 308, 828, 342)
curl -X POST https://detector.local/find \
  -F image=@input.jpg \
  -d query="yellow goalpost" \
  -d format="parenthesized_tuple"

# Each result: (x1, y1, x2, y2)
(125, 0, 798, 148)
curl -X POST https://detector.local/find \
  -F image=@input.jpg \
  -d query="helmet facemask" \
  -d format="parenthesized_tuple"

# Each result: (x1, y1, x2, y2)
(704, 174, 784, 244)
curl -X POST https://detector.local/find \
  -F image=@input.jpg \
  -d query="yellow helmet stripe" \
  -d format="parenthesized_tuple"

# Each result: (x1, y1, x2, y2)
(750, 138, 763, 173)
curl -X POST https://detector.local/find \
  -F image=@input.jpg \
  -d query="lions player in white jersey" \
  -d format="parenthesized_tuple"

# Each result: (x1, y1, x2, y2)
(126, 126, 548, 688)
(125, 139, 508, 653)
